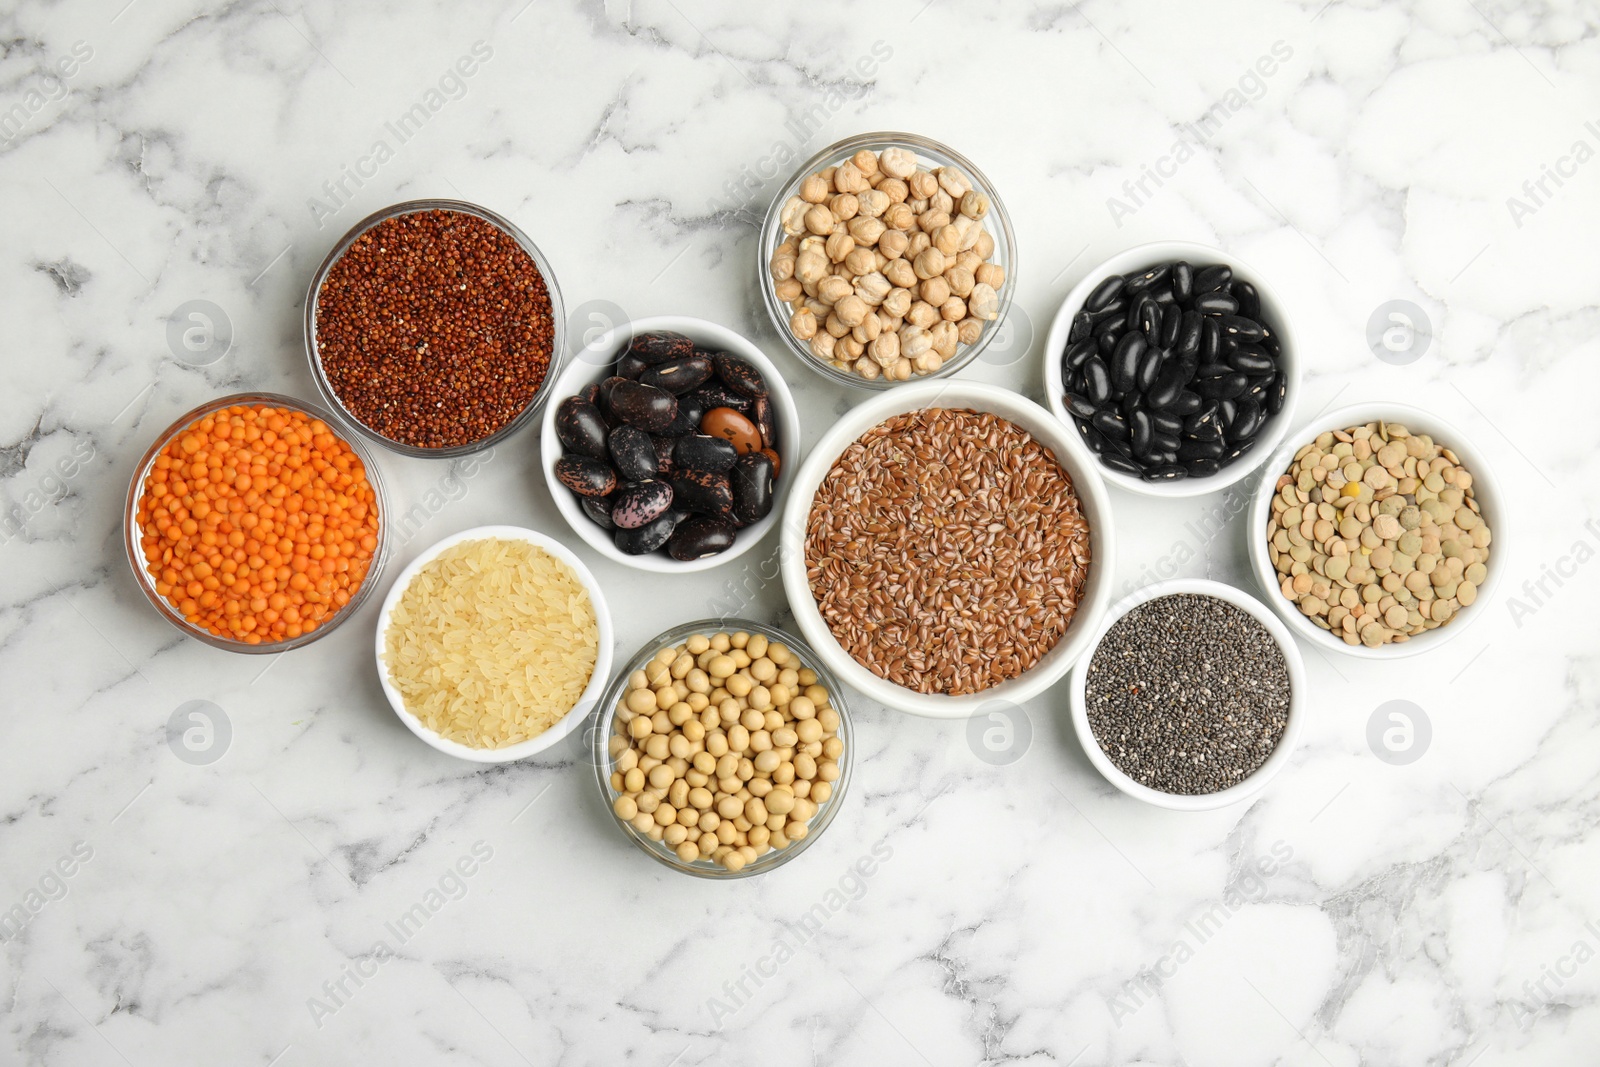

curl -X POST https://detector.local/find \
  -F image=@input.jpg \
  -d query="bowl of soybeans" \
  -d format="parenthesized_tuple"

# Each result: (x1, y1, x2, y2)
(592, 619, 852, 877)
(1248, 402, 1504, 659)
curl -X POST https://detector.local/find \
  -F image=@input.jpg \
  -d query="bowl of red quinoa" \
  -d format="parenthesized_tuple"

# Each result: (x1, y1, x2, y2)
(778, 381, 1114, 718)
(1068, 578, 1305, 810)
(306, 199, 565, 458)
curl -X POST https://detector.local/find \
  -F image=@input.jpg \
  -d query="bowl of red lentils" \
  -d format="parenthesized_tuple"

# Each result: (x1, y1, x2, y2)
(305, 199, 565, 459)
(123, 393, 389, 652)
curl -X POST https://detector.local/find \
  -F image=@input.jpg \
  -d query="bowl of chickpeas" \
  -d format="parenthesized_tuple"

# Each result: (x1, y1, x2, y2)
(592, 619, 852, 877)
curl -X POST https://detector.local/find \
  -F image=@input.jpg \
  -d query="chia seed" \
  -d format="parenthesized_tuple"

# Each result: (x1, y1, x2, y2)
(1085, 593, 1291, 795)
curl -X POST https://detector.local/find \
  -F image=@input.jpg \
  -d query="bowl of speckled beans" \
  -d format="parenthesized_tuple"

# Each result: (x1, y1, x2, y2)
(1068, 578, 1306, 810)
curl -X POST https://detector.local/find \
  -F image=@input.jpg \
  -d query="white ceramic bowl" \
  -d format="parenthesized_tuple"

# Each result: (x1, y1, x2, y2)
(778, 381, 1114, 718)
(374, 525, 614, 763)
(1043, 240, 1300, 499)
(1246, 402, 1505, 660)
(1069, 578, 1306, 810)
(539, 315, 801, 573)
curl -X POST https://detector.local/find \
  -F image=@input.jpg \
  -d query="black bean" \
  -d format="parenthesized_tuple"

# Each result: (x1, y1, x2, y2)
(1094, 311, 1128, 345)
(609, 425, 658, 482)
(1217, 398, 1238, 428)
(1159, 304, 1181, 349)
(1194, 264, 1232, 292)
(1135, 294, 1161, 341)
(1224, 438, 1257, 464)
(1124, 264, 1170, 294)
(1178, 438, 1225, 461)
(1136, 344, 1165, 392)
(1151, 430, 1181, 453)
(1193, 291, 1239, 315)
(1145, 360, 1191, 410)
(1186, 421, 1222, 443)
(1093, 409, 1130, 440)
(1111, 332, 1146, 393)
(611, 479, 673, 529)
(1150, 411, 1183, 436)
(578, 383, 602, 406)
(1120, 391, 1146, 420)
(1083, 357, 1112, 404)
(1068, 310, 1093, 343)
(1063, 336, 1098, 370)
(1196, 372, 1248, 400)
(1101, 450, 1144, 475)
(614, 511, 680, 554)
(1065, 393, 1098, 420)
(1217, 314, 1265, 342)
(640, 355, 714, 395)
(1149, 286, 1176, 304)
(1199, 318, 1221, 363)
(1228, 399, 1265, 442)
(713, 353, 768, 398)
(609, 380, 678, 433)
(1183, 403, 1219, 435)
(1171, 261, 1193, 302)
(1266, 371, 1288, 415)
(1227, 344, 1274, 375)
(729, 452, 775, 525)
(667, 515, 736, 560)
(1086, 274, 1125, 312)
(1231, 280, 1261, 320)
(1130, 410, 1153, 455)
(1074, 418, 1107, 455)
(1175, 310, 1203, 358)
(1184, 456, 1221, 477)
(1194, 362, 1233, 380)
(1142, 463, 1188, 482)
(556, 456, 617, 498)
(674, 434, 738, 473)
(554, 397, 609, 460)
(1168, 391, 1203, 416)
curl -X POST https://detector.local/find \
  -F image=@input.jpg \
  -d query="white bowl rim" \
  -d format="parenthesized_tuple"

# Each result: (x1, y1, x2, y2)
(1068, 577, 1306, 810)
(1245, 400, 1507, 660)
(373, 524, 615, 763)
(1042, 239, 1301, 500)
(539, 315, 800, 574)
(778, 380, 1115, 719)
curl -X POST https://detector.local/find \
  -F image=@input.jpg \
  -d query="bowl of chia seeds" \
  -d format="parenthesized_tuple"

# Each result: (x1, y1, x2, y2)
(1068, 578, 1305, 810)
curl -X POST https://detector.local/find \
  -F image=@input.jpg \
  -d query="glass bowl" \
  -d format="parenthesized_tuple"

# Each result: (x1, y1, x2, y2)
(757, 131, 1017, 390)
(304, 198, 567, 459)
(590, 618, 854, 878)
(123, 392, 391, 654)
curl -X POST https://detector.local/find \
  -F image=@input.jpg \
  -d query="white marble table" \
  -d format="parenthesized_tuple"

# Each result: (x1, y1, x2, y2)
(4, 2, 1599, 1064)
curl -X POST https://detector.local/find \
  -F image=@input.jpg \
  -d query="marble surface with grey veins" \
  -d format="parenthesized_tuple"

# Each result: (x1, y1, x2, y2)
(3, 0, 1599, 1064)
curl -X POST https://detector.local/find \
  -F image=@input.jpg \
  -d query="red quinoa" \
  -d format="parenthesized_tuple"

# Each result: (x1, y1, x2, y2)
(315, 209, 554, 449)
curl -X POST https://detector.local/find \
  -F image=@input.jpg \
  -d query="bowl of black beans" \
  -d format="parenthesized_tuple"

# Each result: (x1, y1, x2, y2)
(1044, 241, 1299, 498)
(539, 316, 799, 572)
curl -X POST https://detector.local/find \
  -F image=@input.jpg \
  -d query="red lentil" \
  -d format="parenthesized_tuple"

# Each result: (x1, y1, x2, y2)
(315, 209, 555, 449)
(136, 402, 380, 644)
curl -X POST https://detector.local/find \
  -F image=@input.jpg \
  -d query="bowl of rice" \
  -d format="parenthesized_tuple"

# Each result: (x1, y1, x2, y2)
(375, 525, 613, 762)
